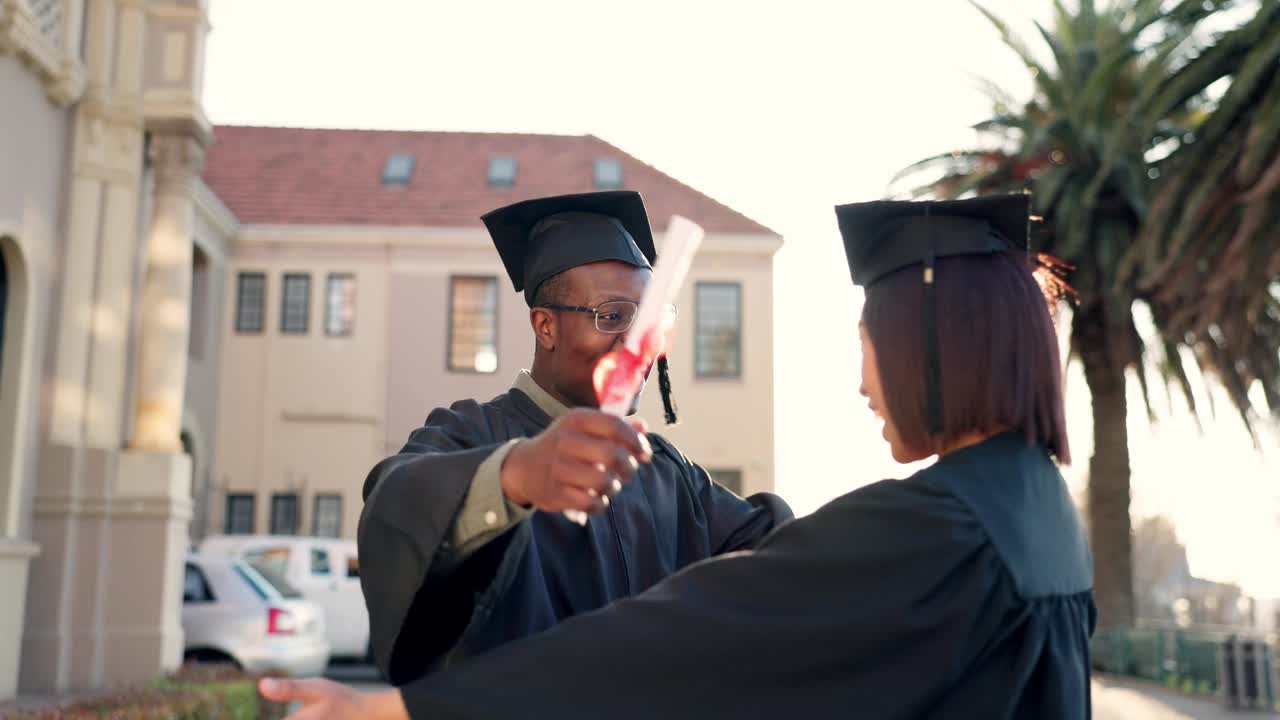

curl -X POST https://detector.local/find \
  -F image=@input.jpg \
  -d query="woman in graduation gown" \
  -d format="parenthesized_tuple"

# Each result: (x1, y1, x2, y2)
(263, 193, 1097, 720)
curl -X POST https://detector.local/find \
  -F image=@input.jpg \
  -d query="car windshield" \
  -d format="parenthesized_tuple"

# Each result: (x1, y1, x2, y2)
(234, 561, 303, 600)
(243, 546, 290, 577)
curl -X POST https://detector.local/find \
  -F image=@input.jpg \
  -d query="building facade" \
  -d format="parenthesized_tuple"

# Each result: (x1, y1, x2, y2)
(201, 127, 782, 541)
(0, 0, 222, 699)
(0, 5, 779, 699)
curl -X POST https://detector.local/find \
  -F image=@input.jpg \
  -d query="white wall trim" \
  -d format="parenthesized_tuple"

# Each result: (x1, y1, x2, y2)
(234, 224, 783, 257)
(192, 179, 236, 259)
(0, 538, 39, 559)
(280, 411, 380, 426)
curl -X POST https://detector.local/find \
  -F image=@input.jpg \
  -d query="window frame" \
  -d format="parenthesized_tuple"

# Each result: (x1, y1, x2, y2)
(279, 272, 311, 335)
(487, 156, 517, 189)
(312, 493, 343, 538)
(183, 563, 216, 604)
(593, 158, 624, 189)
(694, 281, 744, 379)
(706, 468, 744, 496)
(324, 272, 356, 337)
(382, 154, 416, 186)
(270, 493, 299, 535)
(234, 271, 267, 334)
(224, 493, 255, 535)
(446, 275, 500, 374)
(310, 547, 333, 577)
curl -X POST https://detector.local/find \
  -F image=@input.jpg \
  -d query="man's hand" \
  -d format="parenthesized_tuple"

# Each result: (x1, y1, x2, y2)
(259, 677, 408, 720)
(501, 409, 653, 515)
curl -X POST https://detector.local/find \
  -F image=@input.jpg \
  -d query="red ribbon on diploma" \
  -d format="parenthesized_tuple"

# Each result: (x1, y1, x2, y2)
(592, 325, 666, 412)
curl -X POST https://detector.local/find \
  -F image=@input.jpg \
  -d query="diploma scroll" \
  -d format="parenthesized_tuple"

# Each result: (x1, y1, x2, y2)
(563, 215, 706, 525)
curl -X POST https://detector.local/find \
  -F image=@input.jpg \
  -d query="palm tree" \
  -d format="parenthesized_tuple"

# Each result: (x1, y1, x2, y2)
(896, 0, 1280, 629)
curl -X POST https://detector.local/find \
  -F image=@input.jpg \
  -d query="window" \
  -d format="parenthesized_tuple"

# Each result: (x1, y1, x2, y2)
(593, 158, 623, 189)
(244, 546, 290, 578)
(235, 272, 266, 333)
(488, 156, 517, 188)
(224, 494, 255, 534)
(313, 494, 342, 538)
(270, 493, 299, 535)
(189, 248, 210, 357)
(183, 563, 215, 604)
(708, 468, 744, 496)
(235, 561, 303, 600)
(324, 274, 356, 336)
(382, 154, 415, 185)
(695, 282, 742, 378)
(280, 273, 310, 334)
(310, 547, 332, 576)
(448, 276, 499, 373)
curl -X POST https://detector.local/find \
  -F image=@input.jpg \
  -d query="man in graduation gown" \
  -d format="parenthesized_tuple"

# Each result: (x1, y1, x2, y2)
(358, 190, 793, 686)
(263, 194, 1094, 719)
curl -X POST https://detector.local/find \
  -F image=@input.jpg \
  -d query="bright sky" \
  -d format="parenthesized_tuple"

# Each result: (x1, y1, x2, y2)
(203, 0, 1280, 598)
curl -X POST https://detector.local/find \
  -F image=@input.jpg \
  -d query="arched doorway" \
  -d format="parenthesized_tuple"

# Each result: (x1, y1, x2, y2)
(1, 245, 7, 384)
(180, 429, 199, 541)
(0, 235, 30, 538)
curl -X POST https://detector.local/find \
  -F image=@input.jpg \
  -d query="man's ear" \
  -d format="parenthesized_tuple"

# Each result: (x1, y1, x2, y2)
(530, 307, 557, 352)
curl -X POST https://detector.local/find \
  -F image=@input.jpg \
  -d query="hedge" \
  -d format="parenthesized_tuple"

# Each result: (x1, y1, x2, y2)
(5, 664, 289, 720)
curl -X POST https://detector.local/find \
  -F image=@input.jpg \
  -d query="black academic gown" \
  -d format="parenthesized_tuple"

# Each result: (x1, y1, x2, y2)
(359, 387, 792, 686)
(399, 432, 1097, 720)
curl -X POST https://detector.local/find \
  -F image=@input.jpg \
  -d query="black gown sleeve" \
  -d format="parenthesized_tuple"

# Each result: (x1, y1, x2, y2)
(358, 403, 513, 684)
(399, 478, 1015, 720)
(695, 461, 793, 553)
(651, 435, 794, 554)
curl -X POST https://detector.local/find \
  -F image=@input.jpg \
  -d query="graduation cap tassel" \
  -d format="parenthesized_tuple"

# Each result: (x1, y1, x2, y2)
(923, 267, 944, 435)
(923, 207, 945, 436)
(657, 354, 678, 425)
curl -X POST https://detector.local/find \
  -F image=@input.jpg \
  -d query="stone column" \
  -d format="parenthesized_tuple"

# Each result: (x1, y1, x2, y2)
(130, 132, 203, 452)
(96, 129, 203, 687)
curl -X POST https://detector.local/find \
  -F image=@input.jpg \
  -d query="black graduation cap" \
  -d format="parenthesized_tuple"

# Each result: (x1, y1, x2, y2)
(481, 191, 679, 424)
(833, 193, 1032, 434)
(482, 191, 657, 307)
(835, 194, 1029, 286)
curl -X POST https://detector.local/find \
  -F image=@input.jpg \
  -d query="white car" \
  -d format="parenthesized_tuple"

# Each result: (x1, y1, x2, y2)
(199, 535, 370, 661)
(182, 554, 329, 676)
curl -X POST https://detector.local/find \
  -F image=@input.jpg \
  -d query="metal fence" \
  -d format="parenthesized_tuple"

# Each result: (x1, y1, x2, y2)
(1091, 621, 1278, 709)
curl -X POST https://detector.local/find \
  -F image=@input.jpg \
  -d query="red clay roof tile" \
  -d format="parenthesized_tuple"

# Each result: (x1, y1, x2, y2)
(201, 125, 776, 236)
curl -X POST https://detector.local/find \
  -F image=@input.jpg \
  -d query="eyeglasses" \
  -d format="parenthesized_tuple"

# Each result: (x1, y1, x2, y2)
(537, 300, 679, 334)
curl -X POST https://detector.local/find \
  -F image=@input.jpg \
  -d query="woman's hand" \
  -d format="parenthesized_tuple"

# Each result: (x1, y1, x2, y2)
(259, 677, 409, 720)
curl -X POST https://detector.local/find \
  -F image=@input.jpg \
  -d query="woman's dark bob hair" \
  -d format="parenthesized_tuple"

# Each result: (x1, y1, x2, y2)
(861, 250, 1071, 464)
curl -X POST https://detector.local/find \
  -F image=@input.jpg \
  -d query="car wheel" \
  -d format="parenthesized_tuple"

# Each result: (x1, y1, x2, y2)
(183, 648, 242, 670)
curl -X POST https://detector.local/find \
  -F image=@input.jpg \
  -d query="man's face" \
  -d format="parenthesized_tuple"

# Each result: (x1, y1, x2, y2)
(545, 261, 652, 409)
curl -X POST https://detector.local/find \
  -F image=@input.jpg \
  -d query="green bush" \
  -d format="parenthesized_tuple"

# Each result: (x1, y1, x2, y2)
(4, 664, 289, 719)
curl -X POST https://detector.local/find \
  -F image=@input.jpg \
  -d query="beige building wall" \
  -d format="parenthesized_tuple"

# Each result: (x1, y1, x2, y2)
(183, 182, 235, 540)
(0, 0, 216, 699)
(212, 235, 390, 540)
(0, 50, 75, 701)
(210, 226, 780, 542)
(636, 234, 780, 496)
(382, 237, 535, 453)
